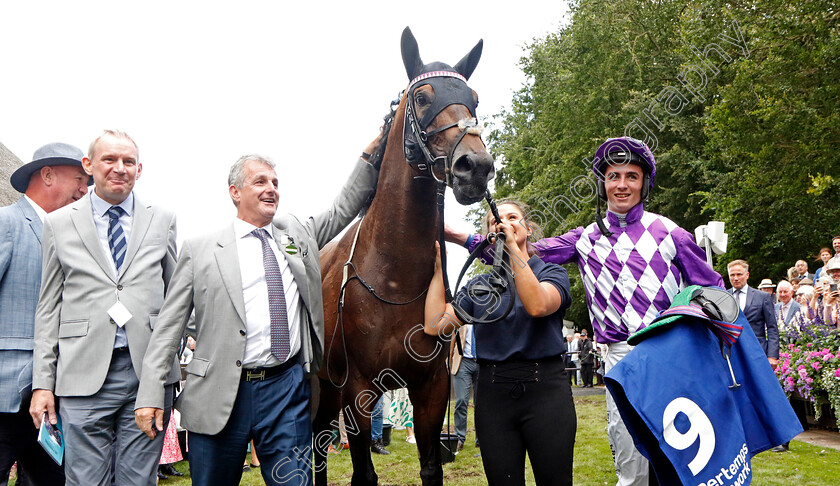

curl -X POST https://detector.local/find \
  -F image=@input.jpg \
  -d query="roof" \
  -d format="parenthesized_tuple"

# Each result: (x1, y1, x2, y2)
(0, 141, 23, 206)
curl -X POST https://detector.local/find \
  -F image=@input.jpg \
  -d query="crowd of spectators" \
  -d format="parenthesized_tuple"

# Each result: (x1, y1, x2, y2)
(759, 237, 840, 333)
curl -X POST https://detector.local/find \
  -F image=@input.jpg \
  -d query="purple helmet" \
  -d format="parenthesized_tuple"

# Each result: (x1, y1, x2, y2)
(592, 137, 656, 201)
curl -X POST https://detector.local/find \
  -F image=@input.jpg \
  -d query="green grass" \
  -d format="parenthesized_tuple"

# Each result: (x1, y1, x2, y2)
(9, 394, 840, 484)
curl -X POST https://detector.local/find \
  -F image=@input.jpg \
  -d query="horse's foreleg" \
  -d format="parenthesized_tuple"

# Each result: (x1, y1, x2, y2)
(343, 383, 379, 486)
(410, 366, 450, 486)
(312, 379, 341, 486)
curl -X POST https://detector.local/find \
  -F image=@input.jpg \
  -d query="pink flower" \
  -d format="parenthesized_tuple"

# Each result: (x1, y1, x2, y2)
(789, 343, 795, 350)
(807, 343, 813, 347)
(812, 362, 822, 371)
(824, 353, 834, 361)
(835, 369, 840, 379)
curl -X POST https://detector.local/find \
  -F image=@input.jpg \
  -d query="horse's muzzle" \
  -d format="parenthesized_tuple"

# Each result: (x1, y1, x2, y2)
(451, 152, 495, 204)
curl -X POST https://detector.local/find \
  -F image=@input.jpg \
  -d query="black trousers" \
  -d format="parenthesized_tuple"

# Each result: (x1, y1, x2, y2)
(475, 357, 576, 486)
(0, 396, 65, 485)
(580, 362, 595, 386)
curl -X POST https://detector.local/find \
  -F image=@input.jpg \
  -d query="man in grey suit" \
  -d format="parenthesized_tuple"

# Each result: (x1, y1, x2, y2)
(29, 130, 180, 486)
(774, 280, 802, 335)
(1, 142, 90, 484)
(135, 140, 379, 486)
(727, 259, 779, 367)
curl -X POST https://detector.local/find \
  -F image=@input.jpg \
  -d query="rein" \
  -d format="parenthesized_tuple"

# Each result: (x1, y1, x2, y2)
(441, 191, 517, 325)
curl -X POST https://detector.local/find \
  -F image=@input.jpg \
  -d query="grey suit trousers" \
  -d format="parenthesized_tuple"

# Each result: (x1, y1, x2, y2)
(59, 349, 172, 486)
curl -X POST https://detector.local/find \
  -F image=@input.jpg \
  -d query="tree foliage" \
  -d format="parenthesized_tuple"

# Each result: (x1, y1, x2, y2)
(487, 0, 840, 328)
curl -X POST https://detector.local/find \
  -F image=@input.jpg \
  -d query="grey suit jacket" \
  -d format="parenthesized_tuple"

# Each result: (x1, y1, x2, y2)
(775, 300, 802, 329)
(0, 197, 43, 412)
(136, 159, 378, 435)
(32, 193, 180, 397)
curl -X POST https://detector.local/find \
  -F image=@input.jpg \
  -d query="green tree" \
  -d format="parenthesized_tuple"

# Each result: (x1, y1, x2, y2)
(486, 0, 840, 328)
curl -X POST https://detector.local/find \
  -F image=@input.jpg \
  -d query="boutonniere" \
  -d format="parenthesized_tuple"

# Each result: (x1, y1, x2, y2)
(279, 234, 298, 255)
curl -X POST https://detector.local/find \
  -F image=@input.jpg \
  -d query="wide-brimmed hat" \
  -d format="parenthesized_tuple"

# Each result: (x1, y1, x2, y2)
(10, 142, 89, 193)
(757, 278, 775, 289)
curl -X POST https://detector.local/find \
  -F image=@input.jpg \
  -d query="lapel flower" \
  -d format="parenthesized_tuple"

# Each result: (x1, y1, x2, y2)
(279, 234, 298, 255)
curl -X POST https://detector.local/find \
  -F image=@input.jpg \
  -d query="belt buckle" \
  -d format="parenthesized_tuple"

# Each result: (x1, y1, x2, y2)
(245, 369, 265, 382)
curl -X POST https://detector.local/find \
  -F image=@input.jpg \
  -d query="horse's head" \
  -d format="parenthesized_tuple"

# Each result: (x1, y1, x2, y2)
(400, 27, 495, 205)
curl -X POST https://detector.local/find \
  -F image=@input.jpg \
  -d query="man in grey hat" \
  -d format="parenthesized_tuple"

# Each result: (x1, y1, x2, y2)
(0, 142, 90, 484)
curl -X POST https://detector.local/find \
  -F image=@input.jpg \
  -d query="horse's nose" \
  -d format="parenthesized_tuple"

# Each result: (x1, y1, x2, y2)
(452, 152, 495, 185)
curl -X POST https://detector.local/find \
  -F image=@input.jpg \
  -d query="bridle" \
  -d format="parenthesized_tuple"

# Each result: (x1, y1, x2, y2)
(402, 71, 515, 322)
(402, 70, 484, 186)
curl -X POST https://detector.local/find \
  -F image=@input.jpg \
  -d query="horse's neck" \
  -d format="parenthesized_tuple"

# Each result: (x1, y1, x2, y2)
(364, 156, 440, 259)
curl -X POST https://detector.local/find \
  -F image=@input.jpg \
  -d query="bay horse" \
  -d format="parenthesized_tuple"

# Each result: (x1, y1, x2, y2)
(313, 27, 495, 486)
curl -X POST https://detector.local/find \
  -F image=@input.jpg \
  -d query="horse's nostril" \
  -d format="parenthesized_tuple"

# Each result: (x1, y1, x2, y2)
(452, 155, 474, 176)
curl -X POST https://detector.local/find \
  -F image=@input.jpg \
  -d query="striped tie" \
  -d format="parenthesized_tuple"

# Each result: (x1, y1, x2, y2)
(108, 206, 127, 272)
(252, 229, 291, 361)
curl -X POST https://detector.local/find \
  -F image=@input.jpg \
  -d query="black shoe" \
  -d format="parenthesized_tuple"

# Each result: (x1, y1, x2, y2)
(157, 471, 169, 480)
(457, 441, 464, 452)
(371, 439, 391, 455)
(160, 464, 184, 477)
(475, 439, 480, 449)
(770, 444, 789, 452)
(243, 465, 251, 472)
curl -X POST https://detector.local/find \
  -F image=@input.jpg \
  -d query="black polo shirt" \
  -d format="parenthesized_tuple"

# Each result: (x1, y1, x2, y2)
(454, 256, 571, 362)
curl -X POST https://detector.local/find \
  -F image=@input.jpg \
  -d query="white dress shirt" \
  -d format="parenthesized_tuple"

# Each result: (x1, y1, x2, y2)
(90, 190, 133, 348)
(24, 195, 47, 222)
(779, 301, 790, 322)
(462, 325, 475, 359)
(733, 285, 748, 311)
(234, 218, 301, 367)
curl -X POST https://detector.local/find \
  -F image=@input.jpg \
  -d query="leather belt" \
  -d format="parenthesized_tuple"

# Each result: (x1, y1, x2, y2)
(241, 353, 299, 382)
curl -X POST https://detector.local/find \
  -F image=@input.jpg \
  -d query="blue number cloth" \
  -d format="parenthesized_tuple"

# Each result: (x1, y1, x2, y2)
(604, 286, 802, 486)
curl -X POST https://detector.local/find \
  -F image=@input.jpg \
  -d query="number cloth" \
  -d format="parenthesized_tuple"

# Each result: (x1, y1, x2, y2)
(604, 286, 802, 486)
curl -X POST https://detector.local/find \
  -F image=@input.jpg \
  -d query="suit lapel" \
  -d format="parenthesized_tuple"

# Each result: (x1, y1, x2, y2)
(271, 223, 310, 312)
(745, 287, 755, 312)
(70, 195, 116, 283)
(17, 197, 42, 243)
(121, 199, 152, 276)
(215, 226, 247, 325)
(788, 302, 800, 324)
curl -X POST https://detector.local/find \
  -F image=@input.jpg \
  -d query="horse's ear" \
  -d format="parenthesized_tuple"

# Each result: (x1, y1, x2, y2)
(401, 26, 425, 81)
(453, 39, 483, 80)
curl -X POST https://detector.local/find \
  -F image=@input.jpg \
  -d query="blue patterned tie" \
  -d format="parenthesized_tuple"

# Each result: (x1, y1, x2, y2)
(107, 206, 127, 272)
(252, 229, 291, 360)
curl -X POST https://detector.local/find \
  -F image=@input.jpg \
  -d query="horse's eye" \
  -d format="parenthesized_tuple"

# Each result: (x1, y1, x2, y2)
(415, 93, 429, 106)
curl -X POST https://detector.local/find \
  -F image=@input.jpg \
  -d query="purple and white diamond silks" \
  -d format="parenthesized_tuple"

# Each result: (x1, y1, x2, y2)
(565, 205, 723, 343)
(469, 203, 724, 344)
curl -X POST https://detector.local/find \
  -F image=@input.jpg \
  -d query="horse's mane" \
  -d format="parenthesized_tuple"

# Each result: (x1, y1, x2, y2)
(358, 92, 402, 217)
